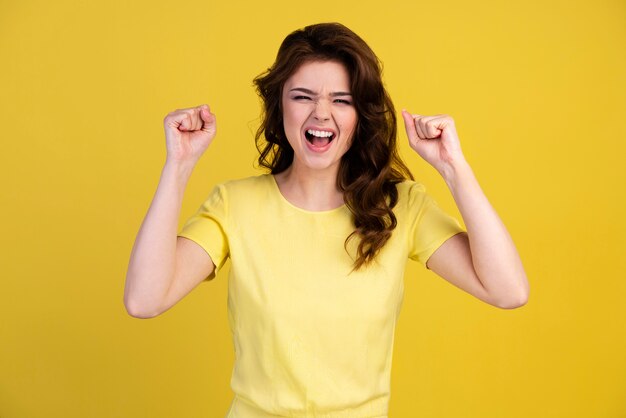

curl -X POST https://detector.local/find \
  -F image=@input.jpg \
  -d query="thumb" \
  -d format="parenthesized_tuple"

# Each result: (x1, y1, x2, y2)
(401, 109, 418, 143)
(199, 105, 215, 128)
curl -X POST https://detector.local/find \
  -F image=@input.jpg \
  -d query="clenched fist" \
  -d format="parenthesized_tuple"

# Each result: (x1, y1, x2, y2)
(401, 110, 465, 175)
(163, 104, 217, 165)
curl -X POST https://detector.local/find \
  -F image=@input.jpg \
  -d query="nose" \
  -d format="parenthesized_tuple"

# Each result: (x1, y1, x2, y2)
(313, 99, 331, 121)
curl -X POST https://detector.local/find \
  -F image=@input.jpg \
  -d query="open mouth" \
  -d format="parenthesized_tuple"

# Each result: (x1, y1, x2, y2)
(305, 129, 335, 147)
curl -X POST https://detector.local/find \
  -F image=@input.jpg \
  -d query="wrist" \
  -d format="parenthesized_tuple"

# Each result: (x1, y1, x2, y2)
(441, 158, 473, 188)
(163, 159, 195, 183)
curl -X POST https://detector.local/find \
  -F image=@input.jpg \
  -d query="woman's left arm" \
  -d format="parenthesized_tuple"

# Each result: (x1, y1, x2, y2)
(401, 110, 529, 309)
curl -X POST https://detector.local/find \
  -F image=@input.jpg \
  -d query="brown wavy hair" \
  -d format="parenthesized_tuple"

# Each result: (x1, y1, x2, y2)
(253, 22, 413, 270)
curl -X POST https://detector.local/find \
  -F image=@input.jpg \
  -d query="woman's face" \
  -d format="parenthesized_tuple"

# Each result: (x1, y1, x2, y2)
(281, 60, 357, 175)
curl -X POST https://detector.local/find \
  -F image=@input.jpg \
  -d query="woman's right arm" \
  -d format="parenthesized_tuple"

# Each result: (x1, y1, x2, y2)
(124, 104, 217, 319)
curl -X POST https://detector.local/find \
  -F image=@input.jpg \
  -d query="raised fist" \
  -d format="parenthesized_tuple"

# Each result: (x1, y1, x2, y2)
(163, 104, 217, 165)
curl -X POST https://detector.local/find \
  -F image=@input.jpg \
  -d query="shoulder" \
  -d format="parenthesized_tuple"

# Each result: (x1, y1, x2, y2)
(393, 180, 443, 223)
(213, 173, 272, 195)
(214, 174, 273, 205)
(217, 173, 270, 188)
(395, 180, 428, 207)
(194, 175, 271, 218)
(396, 179, 426, 195)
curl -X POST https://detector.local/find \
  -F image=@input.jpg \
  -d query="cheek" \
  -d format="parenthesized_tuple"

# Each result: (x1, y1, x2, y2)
(282, 104, 305, 130)
(281, 106, 307, 147)
(344, 115, 358, 149)
(340, 112, 358, 137)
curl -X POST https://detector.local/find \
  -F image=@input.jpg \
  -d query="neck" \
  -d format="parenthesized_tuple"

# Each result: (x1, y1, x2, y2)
(273, 163, 344, 211)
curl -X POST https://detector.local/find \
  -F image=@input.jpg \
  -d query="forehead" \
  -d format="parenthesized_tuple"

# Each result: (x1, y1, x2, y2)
(284, 60, 351, 90)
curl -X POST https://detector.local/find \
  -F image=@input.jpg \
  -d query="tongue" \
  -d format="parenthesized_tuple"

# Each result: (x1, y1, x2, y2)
(311, 136, 330, 147)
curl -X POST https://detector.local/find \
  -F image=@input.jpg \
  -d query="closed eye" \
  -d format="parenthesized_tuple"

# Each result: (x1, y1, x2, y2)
(334, 99, 352, 105)
(293, 95, 312, 100)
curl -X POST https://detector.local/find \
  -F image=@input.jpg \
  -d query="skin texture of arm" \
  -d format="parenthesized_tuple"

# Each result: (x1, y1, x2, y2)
(402, 110, 529, 309)
(124, 162, 216, 318)
(124, 105, 218, 318)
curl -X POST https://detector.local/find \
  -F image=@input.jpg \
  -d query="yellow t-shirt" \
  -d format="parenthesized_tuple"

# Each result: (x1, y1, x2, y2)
(178, 174, 464, 418)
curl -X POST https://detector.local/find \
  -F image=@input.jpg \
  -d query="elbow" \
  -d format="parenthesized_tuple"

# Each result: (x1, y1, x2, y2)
(489, 271, 530, 309)
(124, 296, 162, 319)
(124, 272, 168, 319)
(494, 287, 529, 310)
(496, 295, 528, 309)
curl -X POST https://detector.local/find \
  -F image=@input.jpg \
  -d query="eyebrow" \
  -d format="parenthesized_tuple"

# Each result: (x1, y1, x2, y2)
(289, 87, 352, 97)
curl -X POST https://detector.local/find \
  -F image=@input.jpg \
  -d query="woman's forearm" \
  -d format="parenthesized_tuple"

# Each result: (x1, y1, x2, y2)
(442, 160, 529, 307)
(124, 161, 194, 318)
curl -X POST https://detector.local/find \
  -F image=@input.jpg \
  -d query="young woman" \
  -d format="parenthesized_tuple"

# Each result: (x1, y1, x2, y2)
(125, 22, 528, 418)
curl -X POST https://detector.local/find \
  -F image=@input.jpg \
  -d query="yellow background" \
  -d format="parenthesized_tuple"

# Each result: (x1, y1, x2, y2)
(1, 0, 625, 417)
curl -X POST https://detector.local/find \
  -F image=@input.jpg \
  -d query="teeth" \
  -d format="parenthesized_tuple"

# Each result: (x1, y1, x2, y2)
(307, 129, 333, 138)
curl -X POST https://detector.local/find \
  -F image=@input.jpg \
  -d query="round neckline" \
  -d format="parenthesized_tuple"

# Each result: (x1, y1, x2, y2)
(268, 174, 347, 215)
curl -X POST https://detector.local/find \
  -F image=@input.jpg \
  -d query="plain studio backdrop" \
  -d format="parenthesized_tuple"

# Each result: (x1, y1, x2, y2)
(0, 0, 624, 417)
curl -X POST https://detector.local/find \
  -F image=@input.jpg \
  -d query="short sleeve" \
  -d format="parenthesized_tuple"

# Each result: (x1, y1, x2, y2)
(406, 183, 465, 267)
(177, 184, 230, 279)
